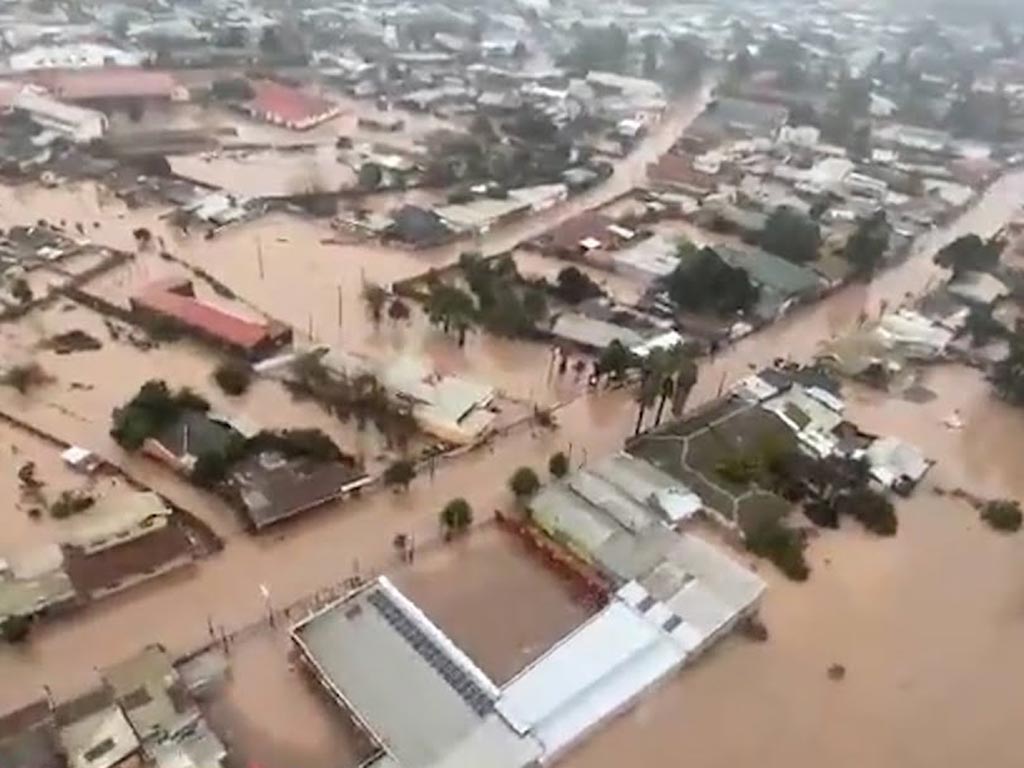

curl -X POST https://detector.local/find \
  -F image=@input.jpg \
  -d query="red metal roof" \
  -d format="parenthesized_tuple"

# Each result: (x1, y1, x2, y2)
(134, 281, 272, 351)
(245, 79, 337, 128)
(36, 68, 180, 101)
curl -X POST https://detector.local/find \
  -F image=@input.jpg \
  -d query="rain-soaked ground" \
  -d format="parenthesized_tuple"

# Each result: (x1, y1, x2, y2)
(1, 88, 1023, 766)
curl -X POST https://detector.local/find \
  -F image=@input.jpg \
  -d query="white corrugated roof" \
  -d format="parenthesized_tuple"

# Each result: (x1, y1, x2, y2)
(496, 601, 686, 758)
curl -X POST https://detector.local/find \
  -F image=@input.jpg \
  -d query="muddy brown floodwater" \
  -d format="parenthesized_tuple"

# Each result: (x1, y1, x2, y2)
(565, 365, 1024, 768)
(1, 92, 1023, 768)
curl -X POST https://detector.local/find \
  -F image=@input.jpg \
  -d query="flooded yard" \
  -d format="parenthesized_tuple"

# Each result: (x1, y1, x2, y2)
(0, 418, 124, 553)
(0, 301, 403, 534)
(200, 629, 375, 768)
(391, 521, 594, 685)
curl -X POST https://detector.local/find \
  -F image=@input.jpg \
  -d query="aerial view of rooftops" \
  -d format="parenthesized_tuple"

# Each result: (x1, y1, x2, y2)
(2, 0, 1024, 767)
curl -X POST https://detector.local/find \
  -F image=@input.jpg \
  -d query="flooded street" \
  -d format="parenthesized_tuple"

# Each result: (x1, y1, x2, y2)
(1, 88, 1023, 768)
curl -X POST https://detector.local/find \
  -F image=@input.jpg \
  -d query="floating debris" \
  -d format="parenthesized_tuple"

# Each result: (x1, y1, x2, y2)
(43, 329, 103, 354)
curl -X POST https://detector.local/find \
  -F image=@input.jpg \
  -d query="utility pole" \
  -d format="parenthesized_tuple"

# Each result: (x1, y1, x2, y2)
(256, 237, 264, 280)
(337, 284, 343, 330)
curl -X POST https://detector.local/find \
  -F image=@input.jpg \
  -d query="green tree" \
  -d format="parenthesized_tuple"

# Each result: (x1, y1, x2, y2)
(548, 451, 570, 479)
(110, 381, 210, 451)
(597, 340, 636, 382)
(844, 210, 891, 278)
(440, 497, 474, 535)
(760, 207, 821, 264)
(191, 450, 233, 488)
(981, 499, 1022, 532)
(745, 517, 809, 581)
(634, 366, 660, 436)
(934, 234, 1002, 276)
(964, 305, 1005, 347)
(384, 459, 416, 492)
(555, 266, 603, 304)
(837, 487, 897, 536)
(361, 281, 389, 327)
(666, 247, 759, 316)
(509, 466, 540, 499)
(426, 283, 476, 346)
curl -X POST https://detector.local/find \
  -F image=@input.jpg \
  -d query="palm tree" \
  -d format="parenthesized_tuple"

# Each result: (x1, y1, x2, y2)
(654, 374, 675, 427)
(388, 298, 411, 323)
(672, 355, 698, 418)
(634, 366, 660, 436)
(597, 340, 634, 383)
(361, 281, 389, 327)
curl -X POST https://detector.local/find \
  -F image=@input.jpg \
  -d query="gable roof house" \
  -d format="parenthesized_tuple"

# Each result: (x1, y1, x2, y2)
(54, 689, 140, 768)
(243, 80, 341, 130)
(130, 278, 292, 359)
(227, 451, 370, 531)
(101, 646, 198, 747)
(0, 544, 77, 627)
(700, 244, 823, 321)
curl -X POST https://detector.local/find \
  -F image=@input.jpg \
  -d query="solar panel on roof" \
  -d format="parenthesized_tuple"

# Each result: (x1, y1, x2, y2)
(367, 589, 494, 716)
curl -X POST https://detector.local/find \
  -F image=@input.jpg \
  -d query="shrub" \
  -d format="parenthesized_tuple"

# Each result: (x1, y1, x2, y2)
(213, 359, 253, 396)
(440, 498, 473, 534)
(745, 518, 809, 581)
(1, 362, 51, 395)
(1, 615, 31, 644)
(554, 266, 603, 304)
(384, 459, 416, 491)
(981, 499, 1022, 533)
(509, 466, 540, 499)
(837, 488, 897, 536)
(548, 451, 570, 479)
(716, 453, 761, 486)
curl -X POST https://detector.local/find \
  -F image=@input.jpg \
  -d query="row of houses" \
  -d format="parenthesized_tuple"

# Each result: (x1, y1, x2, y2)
(0, 645, 225, 768)
(1, 491, 196, 633)
(129, 403, 370, 532)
